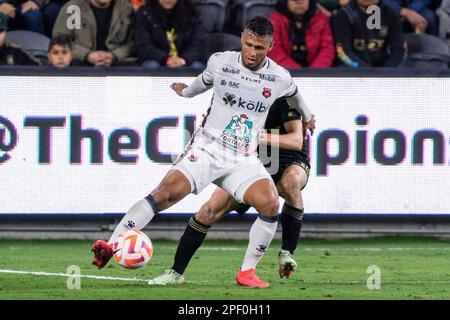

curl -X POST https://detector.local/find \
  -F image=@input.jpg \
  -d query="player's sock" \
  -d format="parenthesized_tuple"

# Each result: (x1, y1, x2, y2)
(107, 195, 160, 245)
(280, 204, 304, 254)
(241, 215, 278, 271)
(172, 216, 210, 275)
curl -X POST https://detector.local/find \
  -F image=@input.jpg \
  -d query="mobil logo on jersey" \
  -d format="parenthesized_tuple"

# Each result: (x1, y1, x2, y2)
(222, 92, 268, 113)
(220, 114, 253, 153)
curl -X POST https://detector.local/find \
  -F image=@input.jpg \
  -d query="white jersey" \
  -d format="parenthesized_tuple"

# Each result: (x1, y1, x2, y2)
(198, 51, 298, 155)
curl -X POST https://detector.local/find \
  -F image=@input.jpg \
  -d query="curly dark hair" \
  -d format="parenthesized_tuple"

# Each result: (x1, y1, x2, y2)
(48, 35, 72, 52)
(245, 16, 274, 37)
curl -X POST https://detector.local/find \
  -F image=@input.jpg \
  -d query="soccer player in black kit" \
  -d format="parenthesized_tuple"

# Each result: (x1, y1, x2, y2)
(149, 97, 312, 285)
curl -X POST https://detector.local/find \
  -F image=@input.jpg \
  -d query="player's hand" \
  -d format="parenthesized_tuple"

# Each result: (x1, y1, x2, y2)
(170, 82, 188, 96)
(304, 114, 316, 136)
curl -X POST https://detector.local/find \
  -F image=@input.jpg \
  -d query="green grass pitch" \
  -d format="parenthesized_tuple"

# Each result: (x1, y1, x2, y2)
(1, 236, 450, 300)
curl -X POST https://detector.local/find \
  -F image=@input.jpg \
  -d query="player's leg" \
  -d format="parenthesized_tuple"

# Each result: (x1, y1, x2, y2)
(92, 169, 192, 269)
(276, 163, 308, 278)
(236, 177, 280, 288)
(149, 188, 240, 285)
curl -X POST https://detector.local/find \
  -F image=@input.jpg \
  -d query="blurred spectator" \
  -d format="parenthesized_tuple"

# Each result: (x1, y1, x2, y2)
(268, 0, 335, 68)
(317, 0, 349, 16)
(42, 0, 68, 37)
(47, 34, 72, 67)
(334, 0, 404, 67)
(130, 0, 145, 10)
(53, 0, 134, 67)
(0, 0, 44, 33)
(135, 0, 204, 69)
(384, 0, 439, 35)
(437, 0, 450, 46)
(0, 12, 40, 64)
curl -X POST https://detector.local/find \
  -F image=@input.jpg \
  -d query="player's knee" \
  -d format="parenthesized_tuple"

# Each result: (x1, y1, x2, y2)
(280, 172, 303, 194)
(255, 193, 279, 216)
(196, 202, 219, 225)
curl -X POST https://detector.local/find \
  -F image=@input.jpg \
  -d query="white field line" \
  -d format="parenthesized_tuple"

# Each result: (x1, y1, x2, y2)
(0, 269, 150, 282)
(157, 246, 450, 252)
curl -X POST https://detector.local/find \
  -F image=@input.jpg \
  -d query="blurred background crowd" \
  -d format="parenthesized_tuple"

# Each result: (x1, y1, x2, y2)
(0, 0, 449, 69)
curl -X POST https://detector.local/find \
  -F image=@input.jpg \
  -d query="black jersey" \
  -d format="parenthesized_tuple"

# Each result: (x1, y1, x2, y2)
(259, 98, 310, 165)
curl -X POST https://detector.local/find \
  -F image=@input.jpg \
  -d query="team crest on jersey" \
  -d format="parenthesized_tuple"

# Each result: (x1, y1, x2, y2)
(220, 114, 253, 153)
(188, 154, 198, 162)
(262, 87, 272, 98)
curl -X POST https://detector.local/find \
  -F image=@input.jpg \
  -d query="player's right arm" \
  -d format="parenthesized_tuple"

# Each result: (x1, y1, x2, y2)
(260, 119, 304, 151)
(170, 53, 220, 98)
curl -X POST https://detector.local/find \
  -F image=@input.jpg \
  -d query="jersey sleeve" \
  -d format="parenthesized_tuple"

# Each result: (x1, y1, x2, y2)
(201, 52, 222, 86)
(281, 104, 302, 123)
(279, 71, 298, 98)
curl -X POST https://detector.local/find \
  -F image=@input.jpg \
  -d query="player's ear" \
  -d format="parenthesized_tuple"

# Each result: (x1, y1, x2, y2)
(268, 39, 274, 52)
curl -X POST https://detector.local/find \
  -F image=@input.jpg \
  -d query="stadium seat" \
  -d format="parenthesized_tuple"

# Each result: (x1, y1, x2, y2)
(404, 33, 450, 69)
(6, 30, 51, 63)
(203, 32, 241, 61)
(231, 0, 277, 34)
(193, 0, 230, 33)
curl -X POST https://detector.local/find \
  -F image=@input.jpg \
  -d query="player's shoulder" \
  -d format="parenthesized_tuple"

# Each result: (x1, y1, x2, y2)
(266, 57, 293, 80)
(207, 51, 239, 64)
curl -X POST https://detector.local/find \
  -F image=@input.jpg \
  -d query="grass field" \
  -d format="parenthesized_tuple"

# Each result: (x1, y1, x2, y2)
(1, 236, 450, 300)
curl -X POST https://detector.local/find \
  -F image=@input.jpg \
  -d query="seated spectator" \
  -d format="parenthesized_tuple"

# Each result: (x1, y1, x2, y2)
(53, 0, 134, 67)
(384, 0, 439, 35)
(130, 0, 145, 10)
(268, 0, 335, 68)
(48, 35, 73, 67)
(334, 0, 404, 67)
(42, 0, 68, 37)
(437, 0, 450, 46)
(135, 0, 204, 69)
(0, 0, 44, 33)
(0, 12, 40, 64)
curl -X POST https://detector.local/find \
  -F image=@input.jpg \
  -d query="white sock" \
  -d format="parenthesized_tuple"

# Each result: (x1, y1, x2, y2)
(241, 217, 278, 271)
(108, 199, 157, 245)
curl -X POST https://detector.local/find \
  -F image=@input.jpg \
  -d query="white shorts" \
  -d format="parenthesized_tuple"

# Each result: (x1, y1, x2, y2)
(172, 132, 271, 203)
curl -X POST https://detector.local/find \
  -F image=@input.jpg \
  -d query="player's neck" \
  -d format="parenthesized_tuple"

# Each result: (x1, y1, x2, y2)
(242, 57, 268, 72)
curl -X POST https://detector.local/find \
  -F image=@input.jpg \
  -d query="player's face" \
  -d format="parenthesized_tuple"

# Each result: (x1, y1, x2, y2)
(240, 29, 273, 71)
(288, 0, 310, 16)
(159, 0, 177, 10)
(0, 30, 5, 49)
(48, 44, 73, 68)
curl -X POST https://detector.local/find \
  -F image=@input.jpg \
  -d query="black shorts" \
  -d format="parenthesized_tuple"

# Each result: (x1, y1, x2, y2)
(234, 156, 310, 215)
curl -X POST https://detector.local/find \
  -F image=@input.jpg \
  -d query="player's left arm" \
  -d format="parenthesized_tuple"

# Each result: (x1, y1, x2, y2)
(260, 119, 304, 151)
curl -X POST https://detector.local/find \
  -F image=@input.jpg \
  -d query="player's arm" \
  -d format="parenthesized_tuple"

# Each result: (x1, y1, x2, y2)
(285, 90, 316, 135)
(171, 53, 219, 97)
(260, 119, 304, 151)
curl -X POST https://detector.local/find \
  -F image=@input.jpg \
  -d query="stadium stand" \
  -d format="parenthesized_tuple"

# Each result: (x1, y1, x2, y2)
(404, 32, 450, 68)
(5, 29, 50, 63)
(230, 0, 278, 34)
(202, 32, 241, 61)
(193, 0, 230, 33)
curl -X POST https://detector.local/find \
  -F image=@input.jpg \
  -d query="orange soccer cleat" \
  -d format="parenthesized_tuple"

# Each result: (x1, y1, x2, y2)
(91, 240, 113, 269)
(236, 268, 270, 288)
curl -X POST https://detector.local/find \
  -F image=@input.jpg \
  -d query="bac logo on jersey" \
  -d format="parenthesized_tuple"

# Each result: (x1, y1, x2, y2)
(262, 87, 271, 98)
(188, 154, 198, 162)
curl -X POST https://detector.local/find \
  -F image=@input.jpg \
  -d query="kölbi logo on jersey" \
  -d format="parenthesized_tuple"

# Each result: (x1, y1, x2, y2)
(222, 92, 268, 113)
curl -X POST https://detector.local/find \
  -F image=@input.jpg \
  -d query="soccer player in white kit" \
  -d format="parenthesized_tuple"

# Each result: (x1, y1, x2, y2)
(91, 16, 315, 288)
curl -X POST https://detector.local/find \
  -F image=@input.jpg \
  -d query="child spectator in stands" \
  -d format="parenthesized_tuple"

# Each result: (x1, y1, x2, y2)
(53, 0, 134, 67)
(0, 12, 40, 64)
(334, 0, 404, 67)
(0, 0, 44, 33)
(268, 0, 335, 68)
(48, 35, 72, 67)
(135, 0, 204, 69)
(384, 0, 439, 35)
(42, 0, 68, 37)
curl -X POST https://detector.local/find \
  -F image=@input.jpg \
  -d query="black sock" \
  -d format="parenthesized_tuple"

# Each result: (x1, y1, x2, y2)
(280, 204, 304, 255)
(172, 216, 210, 275)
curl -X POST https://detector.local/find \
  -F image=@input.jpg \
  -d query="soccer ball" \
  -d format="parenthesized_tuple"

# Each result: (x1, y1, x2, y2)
(113, 229, 153, 269)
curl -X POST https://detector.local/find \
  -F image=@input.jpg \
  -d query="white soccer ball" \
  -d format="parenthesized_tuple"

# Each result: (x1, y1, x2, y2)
(113, 229, 153, 269)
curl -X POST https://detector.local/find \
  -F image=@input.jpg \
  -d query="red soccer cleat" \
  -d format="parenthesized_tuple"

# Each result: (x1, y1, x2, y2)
(91, 240, 113, 269)
(236, 268, 270, 288)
